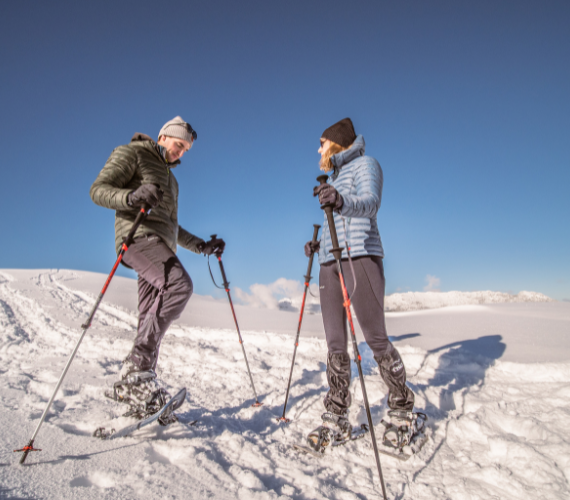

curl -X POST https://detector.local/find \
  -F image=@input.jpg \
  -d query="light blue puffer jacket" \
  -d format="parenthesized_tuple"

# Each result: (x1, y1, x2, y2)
(318, 135, 385, 264)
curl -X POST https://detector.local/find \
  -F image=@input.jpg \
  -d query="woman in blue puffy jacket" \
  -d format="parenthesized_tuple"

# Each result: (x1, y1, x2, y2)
(307, 118, 421, 451)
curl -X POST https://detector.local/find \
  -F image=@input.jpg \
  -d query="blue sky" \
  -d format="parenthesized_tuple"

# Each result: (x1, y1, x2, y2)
(1, 0, 568, 301)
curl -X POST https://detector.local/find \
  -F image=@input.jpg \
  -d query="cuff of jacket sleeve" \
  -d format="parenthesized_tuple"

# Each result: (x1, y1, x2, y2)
(190, 239, 206, 254)
(178, 230, 205, 254)
(119, 189, 134, 210)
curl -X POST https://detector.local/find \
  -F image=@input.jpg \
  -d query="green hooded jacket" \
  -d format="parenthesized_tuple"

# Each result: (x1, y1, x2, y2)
(90, 133, 204, 257)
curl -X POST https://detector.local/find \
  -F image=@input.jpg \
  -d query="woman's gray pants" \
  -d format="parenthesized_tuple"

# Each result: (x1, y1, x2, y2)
(122, 234, 193, 371)
(319, 256, 414, 414)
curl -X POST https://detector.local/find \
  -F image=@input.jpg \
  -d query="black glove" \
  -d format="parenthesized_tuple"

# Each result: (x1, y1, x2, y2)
(304, 240, 320, 257)
(200, 236, 226, 256)
(128, 184, 164, 208)
(313, 183, 343, 212)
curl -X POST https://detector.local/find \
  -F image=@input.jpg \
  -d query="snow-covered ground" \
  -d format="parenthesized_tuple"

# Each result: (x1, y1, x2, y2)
(1, 269, 569, 499)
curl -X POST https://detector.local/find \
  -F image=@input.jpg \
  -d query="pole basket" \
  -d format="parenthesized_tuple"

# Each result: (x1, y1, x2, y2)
(14, 439, 41, 464)
(252, 401, 264, 407)
(276, 416, 291, 423)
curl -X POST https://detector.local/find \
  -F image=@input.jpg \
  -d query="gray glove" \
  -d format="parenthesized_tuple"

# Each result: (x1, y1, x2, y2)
(128, 184, 163, 208)
(304, 240, 320, 257)
(313, 183, 343, 212)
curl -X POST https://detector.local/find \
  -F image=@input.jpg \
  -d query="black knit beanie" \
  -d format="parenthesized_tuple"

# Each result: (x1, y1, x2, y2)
(321, 118, 356, 148)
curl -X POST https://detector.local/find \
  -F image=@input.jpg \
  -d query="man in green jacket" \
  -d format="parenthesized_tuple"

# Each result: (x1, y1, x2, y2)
(90, 116, 224, 418)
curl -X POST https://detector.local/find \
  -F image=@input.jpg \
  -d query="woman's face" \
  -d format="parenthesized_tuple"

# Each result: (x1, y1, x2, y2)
(318, 138, 331, 157)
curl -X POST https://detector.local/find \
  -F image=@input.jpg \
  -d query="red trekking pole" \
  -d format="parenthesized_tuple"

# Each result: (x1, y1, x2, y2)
(316, 175, 388, 499)
(209, 237, 262, 407)
(15, 206, 151, 465)
(277, 224, 320, 423)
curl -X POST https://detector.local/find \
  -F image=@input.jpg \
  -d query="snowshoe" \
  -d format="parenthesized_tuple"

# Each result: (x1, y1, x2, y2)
(380, 410, 427, 460)
(105, 369, 173, 421)
(295, 410, 369, 458)
(306, 410, 352, 453)
(95, 388, 188, 440)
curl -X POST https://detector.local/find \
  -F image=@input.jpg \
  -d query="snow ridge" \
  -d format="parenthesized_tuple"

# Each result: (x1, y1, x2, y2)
(277, 288, 553, 313)
(385, 290, 554, 312)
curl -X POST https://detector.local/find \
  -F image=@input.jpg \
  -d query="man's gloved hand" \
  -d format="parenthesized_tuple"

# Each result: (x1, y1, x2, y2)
(313, 183, 343, 212)
(128, 184, 164, 208)
(304, 240, 321, 257)
(200, 236, 226, 256)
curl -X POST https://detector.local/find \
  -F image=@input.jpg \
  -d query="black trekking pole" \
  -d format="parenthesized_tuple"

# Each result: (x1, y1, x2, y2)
(15, 206, 151, 465)
(316, 175, 388, 499)
(276, 224, 320, 423)
(210, 236, 262, 407)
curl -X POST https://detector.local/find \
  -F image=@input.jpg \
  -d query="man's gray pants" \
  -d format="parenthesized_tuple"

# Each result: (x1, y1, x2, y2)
(319, 256, 414, 414)
(122, 234, 193, 371)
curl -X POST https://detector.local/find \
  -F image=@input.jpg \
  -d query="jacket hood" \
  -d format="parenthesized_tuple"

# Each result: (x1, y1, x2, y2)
(331, 135, 366, 170)
(130, 133, 180, 167)
(131, 132, 154, 142)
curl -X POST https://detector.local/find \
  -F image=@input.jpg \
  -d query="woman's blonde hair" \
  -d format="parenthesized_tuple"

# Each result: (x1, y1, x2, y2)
(319, 141, 350, 172)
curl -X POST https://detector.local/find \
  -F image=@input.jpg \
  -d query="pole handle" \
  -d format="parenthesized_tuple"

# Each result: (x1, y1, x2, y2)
(207, 234, 226, 259)
(316, 174, 329, 186)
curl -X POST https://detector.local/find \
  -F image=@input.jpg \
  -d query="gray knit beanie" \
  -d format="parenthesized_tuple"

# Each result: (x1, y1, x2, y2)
(158, 116, 197, 144)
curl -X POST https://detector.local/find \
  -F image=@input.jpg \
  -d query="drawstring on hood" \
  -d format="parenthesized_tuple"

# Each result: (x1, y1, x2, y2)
(157, 145, 168, 163)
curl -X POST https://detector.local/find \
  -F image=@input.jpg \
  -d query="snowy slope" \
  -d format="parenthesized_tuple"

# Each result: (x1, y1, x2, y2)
(1, 269, 569, 500)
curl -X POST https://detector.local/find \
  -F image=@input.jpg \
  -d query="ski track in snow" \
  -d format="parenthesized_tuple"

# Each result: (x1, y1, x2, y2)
(0, 270, 568, 499)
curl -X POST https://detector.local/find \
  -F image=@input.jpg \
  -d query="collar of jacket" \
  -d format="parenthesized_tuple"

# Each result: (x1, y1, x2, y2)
(331, 135, 366, 173)
(129, 132, 181, 167)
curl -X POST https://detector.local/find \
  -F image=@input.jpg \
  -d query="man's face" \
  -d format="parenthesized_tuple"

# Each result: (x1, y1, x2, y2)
(158, 136, 192, 162)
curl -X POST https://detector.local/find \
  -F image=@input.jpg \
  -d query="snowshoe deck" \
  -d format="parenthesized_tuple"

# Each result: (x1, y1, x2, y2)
(331, 423, 369, 447)
(378, 433, 428, 461)
(95, 388, 187, 440)
(292, 443, 325, 459)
